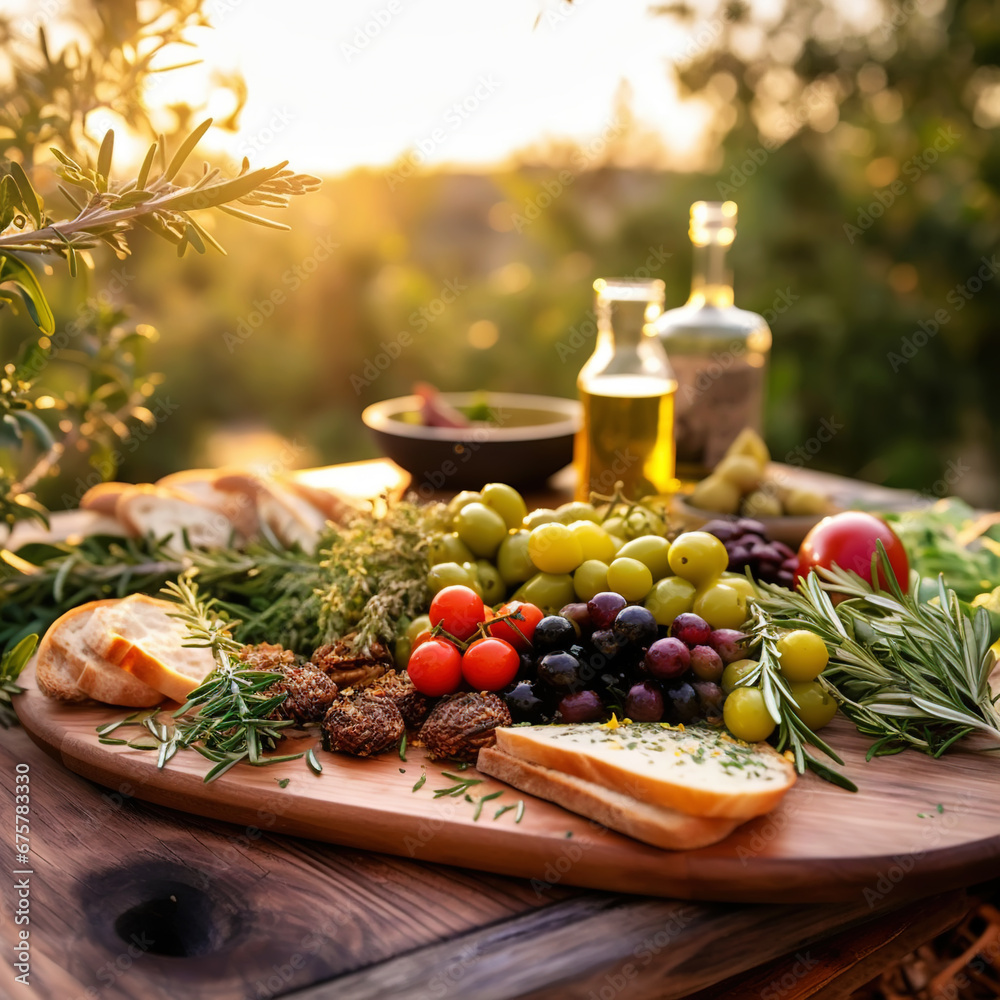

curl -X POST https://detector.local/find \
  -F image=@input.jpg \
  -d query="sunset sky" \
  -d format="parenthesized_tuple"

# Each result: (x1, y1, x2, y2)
(11, 0, 738, 174)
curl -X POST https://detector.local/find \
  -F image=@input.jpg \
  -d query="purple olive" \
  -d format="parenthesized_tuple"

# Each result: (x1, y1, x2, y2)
(625, 681, 664, 722)
(557, 690, 605, 723)
(708, 628, 748, 664)
(692, 680, 724, 717)
(736, 518, 768, 537)
(670, 613, 712, 648)
(689, 644, 724, 682)
(559, 602, 593, 634)
(587, 592, 628, 629)
(644, 637, 690, 680)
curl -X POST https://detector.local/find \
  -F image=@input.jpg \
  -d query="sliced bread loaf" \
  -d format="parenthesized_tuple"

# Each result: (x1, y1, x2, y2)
(36, 601, 163, 707)
(477, 746, 740, 850)
(493, 721, 796, 821)
(81, 594, 217, 703)
(156, 469, 260, 538)
(214, 473, 327, 552)
(115, 485, 235, 549)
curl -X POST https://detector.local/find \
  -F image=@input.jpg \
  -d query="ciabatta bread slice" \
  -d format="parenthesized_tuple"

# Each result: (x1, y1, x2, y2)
(36, 601, 163, 707)
(115, 485, 234, 549)
(477, 746, 740, 850)
(214, 473, 326, 552)
(81, 594, 217, 703)
(494, 721, 796, 821)
(156, 469, 260, 538)
(79, 482, 131, 515)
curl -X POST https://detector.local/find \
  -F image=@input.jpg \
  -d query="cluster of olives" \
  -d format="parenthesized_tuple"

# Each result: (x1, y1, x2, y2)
(427, 483, 756, 634)
(504, 595, 752, 728)
(700, 518, 800, 588)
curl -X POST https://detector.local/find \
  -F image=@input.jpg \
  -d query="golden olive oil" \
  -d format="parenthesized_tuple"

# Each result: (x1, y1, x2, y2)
(575, 374, 678, 500)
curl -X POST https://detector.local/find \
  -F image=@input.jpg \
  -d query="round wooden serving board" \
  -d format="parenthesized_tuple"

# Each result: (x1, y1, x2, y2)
(17, 660, 1000, 904)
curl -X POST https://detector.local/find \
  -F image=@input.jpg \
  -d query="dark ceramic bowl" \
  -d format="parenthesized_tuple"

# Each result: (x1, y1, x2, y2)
(362, 392, 581, 493)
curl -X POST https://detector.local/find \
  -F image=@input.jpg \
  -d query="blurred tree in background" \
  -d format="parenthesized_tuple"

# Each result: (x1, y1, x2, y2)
(1, 0, 996, 510)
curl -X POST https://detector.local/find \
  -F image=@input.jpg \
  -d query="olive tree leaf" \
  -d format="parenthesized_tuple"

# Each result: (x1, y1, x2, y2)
(96, 129, 114, 190)
(7, 161, 43, 228)
(162, 118, 213, 182)
(0, 255, 55, 334)
(14, 411, 55, 452)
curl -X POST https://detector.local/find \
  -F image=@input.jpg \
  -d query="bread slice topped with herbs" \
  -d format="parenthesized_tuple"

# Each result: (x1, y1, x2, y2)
(80, 594, 217, 703)
(477, 745, 741, 850)
(488, 719, 796, 822)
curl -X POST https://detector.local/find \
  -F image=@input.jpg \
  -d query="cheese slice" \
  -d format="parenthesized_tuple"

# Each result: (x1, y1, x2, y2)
(494, 721, 796, 821)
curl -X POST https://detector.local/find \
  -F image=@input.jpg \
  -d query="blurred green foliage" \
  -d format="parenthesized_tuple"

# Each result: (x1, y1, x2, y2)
(1, 0, 997, 508)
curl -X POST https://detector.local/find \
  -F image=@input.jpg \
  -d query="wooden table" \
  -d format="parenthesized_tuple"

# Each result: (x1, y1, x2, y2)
(2, 463, 983, 1000)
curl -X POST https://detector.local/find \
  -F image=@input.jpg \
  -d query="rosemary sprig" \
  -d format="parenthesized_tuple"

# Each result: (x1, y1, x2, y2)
(741, 606, 857, 791)
(753, 542, 1000, 761)
(98, 573, 303, 782)
(0, 634, 38, 728)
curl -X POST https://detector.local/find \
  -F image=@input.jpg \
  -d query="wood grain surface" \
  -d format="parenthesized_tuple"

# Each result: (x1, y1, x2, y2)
(18, 659, 1000, 905)
(5, 720, 974, 1000)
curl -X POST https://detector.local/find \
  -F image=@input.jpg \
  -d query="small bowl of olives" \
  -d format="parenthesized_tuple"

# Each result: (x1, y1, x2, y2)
(362, 392, 581, 492)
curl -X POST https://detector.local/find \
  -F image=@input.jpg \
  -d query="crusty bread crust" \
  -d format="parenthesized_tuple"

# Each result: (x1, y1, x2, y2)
(79, 482, 131, 515)
(495, 726, 797, 821)
(114, 484, 234, 548)
(477, 747, 740, 850)
(35, 599, 163, 707)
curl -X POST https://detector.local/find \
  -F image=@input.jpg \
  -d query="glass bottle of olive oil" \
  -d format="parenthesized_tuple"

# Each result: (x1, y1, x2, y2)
(574, 278, 678, 501)
(654, 201, 772, 483)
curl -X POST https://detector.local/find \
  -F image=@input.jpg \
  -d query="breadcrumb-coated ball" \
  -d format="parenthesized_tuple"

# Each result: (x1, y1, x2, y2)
(418, 692, 511, 763)
(321, 691, 404, 757)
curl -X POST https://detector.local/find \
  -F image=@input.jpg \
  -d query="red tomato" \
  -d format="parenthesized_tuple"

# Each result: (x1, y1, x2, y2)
(461, 637, 520, 691)
(411, 629, 433, 652)
(429, 585, 486, 641)
(407, 639, 463, 696)
(797, 512, 909, 592)
(488, 601, 543, 651)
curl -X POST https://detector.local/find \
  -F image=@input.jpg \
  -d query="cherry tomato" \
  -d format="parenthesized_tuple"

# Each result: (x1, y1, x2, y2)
(461, 637, 520, 691)
(488, 600, 543, 650)
(411, 629, 433, 652)
(429, 585, 486, 641)
(797, 512, 909, 592)
(407, 639, 463, 696)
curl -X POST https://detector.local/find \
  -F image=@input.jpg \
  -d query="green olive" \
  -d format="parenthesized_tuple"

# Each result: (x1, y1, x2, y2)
(616, 535, 672, 580)
(513, 572, 576, 612)
(427, 532, 475, 566)
(481, 482, 528, 530)
(454, 502, 508, 558)
(405, 614, 431, 642)
(644, 576, 696, 626)
(573, 559, 610, 602)
(721, 658, 758, 694)
(427, 562, 479, 595)
(475, 559, 506, 605)
(523, 507, 560, 530)
(786, 680, 838, 729)
(554, 501, 601, 525)
(496, 530, 535, 586)
(723, 686, 776, 743)
(447, 490, 484, 521)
